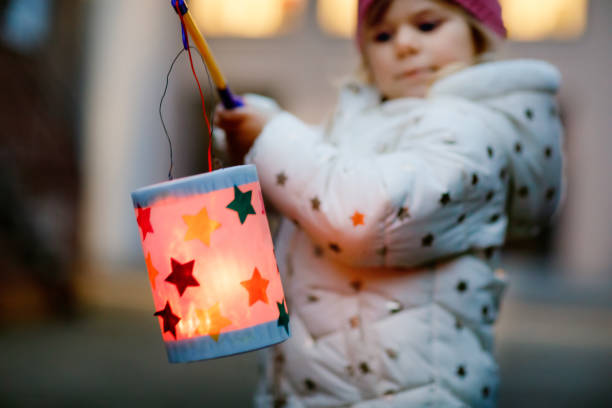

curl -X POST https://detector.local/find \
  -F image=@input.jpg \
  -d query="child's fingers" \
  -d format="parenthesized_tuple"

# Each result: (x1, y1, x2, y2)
(214, 109, 248, 129)
(217, 108, 250, 122)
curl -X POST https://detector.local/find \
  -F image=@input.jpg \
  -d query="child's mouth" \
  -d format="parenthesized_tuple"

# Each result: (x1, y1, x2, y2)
(397, 67, 434, 80)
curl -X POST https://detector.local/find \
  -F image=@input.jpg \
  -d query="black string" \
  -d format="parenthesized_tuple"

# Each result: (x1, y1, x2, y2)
(159, 48, 184, 180)
(159, 46, 218, 180)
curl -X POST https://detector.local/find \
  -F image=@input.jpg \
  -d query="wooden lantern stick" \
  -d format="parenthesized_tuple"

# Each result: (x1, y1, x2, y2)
(172, 0, 244, 109)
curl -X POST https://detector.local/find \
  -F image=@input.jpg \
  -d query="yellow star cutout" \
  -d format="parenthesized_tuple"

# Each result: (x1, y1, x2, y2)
(195, 303, 233, 342)
(183, 206, 221, 247)
(351, 211, 365, 227)
(145, 252, 159, 290)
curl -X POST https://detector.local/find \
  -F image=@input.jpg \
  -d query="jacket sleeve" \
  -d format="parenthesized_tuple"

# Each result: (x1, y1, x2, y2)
(246, 104, 510, 268)
(483, 92, 565, 239)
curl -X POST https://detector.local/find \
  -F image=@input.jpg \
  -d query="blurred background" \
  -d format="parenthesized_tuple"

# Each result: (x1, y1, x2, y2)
(0, 0, 610, 406)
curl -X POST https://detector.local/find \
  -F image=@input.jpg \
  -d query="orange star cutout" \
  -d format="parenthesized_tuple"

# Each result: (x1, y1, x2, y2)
(182, 206, 221, 247)
(145, 252, 159, 290)
(241, 267, 270, 306)
(196, 303, 232, 342)
(351, 211, 365, 227)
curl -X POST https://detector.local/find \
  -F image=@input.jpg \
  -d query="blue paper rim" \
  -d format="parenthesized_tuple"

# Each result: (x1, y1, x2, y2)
(131, 165, 258, 208)
(165, 319, 290, 363)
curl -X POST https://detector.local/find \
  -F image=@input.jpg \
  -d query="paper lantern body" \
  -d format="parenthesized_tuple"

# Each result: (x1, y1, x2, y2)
(131, 165, 290, 363)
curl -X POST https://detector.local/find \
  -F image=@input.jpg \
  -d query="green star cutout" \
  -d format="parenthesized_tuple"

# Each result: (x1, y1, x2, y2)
(277, 299, 290, 335)
(226, 185, 256, 224)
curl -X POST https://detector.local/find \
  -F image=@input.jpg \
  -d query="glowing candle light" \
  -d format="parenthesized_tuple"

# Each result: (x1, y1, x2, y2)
(132, 165, 290, 362)
(317, 0, 358, 38)
(501, 0, 588, 41)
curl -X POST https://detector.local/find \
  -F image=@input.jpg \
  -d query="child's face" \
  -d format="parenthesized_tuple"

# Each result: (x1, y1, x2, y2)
(362, 0, 476, 99)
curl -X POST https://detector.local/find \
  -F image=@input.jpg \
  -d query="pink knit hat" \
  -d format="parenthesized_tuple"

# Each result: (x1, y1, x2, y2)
(357, 0, 507, 45)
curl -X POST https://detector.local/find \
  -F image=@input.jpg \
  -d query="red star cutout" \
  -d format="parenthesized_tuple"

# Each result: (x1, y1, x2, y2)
(136, 206, 154, 240)
(240, 267, 270, 306)
(165, 258, 199, 296)
(154, 301, 181, 339)
(351, 211, 365, 227)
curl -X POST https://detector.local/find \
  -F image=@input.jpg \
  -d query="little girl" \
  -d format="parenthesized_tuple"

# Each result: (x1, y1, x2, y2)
(216, 0, 564, 406)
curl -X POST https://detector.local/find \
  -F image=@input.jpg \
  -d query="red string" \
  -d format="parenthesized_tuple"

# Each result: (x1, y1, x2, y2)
(175, 4, 213, 172)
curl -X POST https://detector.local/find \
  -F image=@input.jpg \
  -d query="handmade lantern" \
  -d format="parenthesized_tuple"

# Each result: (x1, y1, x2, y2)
(131, 165, 290, 363)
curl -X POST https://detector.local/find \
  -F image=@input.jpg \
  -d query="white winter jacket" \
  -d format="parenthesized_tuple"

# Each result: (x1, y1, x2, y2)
(245, 60, 564, 408)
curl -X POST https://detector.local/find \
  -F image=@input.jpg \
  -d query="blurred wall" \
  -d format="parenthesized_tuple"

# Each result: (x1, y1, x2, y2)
(81, 0, 207, 266)
(81, 0, 612, 279)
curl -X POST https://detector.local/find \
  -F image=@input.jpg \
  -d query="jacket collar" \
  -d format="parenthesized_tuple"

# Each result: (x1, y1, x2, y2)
(428, 59, 561, 100)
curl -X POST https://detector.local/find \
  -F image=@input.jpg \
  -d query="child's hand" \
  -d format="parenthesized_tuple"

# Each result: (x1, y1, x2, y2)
(214, 103, 270, 164)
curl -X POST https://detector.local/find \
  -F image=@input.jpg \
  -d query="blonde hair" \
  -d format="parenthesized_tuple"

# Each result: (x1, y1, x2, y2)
(430, 17, 501, 81)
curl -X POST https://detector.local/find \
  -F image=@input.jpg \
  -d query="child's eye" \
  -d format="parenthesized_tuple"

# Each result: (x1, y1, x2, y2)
(374, 31, 392, 42)
(418, 21, 440, 32)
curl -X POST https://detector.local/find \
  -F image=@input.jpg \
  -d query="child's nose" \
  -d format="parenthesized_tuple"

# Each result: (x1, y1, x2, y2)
(395, 25, 420, 57)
